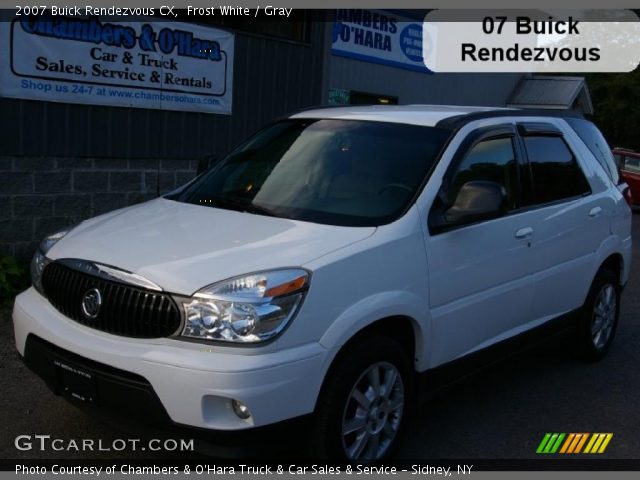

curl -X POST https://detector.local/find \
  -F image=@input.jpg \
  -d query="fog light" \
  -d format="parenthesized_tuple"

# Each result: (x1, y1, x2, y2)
(232, 399, 251, 419)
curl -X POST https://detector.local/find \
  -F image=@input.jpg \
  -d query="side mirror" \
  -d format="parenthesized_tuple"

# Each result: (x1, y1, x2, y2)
(429, 180, 507, 234)
(197, 154, 218, 175)
(443, 180, 506, 227)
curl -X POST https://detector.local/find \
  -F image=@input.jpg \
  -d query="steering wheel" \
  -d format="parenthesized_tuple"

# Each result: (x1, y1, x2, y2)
(378, 183, 413, 195)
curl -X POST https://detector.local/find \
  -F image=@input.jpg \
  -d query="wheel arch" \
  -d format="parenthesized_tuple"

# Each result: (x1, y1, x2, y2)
(318, 289, 429, 368)
(598, 253, 624, 285)
(332, 315, 420, 368)
(587, 234, 628, 294)
(315, 313, 424, 412)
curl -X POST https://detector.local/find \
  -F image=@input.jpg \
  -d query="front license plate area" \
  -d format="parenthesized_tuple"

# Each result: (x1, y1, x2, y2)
(54, 359, 97, 403)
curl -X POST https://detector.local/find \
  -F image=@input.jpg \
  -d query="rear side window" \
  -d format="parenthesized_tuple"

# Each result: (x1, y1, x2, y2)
(523, 136, 591, 205)
(566, 118, 620, 185)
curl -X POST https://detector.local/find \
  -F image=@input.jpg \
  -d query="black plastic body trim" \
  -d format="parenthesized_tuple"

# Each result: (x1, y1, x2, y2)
(417, 309, 579, 397)
(23, 334, 172, 424)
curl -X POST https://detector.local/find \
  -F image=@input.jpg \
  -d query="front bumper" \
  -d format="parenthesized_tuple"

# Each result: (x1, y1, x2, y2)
(13, 288, 328, 431)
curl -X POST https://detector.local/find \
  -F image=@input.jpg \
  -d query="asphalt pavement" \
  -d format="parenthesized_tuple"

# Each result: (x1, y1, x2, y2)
(1, 216, 639, 462)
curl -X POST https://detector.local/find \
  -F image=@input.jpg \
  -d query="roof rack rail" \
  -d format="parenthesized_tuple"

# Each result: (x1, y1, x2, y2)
(286, 104, 358, 115)
(436, 108, 585, 130)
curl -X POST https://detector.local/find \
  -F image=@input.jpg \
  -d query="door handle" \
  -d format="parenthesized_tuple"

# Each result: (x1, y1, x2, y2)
(589, 206, 602, 218)
(515, 227, 534, 239)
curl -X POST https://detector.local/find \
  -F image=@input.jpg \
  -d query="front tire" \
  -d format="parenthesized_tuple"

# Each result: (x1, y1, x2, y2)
(575, 269, 620, 361)
(312, 335, 413, 461)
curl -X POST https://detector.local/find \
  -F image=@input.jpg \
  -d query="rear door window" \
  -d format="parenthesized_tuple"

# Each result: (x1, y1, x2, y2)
(522, 135, 591, 206)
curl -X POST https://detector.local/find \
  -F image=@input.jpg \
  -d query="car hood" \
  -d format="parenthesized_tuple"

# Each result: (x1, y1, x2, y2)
(48, 198, 375, 295)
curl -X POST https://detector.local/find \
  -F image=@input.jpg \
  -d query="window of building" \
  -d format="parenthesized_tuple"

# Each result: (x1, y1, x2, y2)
(349, 91, 398, 105)
(328, 89, 398, 106)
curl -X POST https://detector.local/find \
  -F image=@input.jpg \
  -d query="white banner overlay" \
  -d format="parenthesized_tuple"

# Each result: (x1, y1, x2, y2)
(0, 16, 234, 113)
(423, 10, 640, 72)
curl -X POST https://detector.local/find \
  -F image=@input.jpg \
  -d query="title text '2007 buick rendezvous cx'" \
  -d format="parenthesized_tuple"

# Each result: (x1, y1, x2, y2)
(13, 105, 632, 460)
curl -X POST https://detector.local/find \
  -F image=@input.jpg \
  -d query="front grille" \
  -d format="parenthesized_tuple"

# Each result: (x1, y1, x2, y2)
(41, 262, 182, 338)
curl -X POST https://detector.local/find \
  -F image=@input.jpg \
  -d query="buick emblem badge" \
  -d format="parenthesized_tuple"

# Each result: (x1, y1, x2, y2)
(81, 288, 102, 319)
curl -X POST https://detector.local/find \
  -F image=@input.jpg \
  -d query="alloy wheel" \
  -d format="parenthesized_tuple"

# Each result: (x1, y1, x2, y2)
(591, 283, 617, 350)
(341, 361, 405, 460)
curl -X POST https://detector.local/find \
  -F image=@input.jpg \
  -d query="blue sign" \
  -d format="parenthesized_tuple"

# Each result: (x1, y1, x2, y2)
(332, 9, 430, 73)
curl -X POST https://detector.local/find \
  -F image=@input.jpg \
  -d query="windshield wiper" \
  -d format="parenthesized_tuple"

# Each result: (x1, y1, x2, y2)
(204, 197, 279, 218)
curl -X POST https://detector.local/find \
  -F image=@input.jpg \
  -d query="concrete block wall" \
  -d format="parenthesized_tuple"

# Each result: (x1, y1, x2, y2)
(0, 157, 198, 259)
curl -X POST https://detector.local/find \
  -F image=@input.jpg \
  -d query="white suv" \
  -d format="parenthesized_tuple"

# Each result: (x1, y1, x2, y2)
(13, 106, 632, 460)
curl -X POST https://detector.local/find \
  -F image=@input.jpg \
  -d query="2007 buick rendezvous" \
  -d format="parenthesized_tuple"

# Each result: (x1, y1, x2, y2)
(14, 106, 632, 460)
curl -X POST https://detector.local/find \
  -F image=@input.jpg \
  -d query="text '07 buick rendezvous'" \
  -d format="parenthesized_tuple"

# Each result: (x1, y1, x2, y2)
(13, 105, 632, 460)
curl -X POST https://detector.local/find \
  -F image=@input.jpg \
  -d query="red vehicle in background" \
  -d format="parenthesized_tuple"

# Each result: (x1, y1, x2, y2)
(613, 149, 640, 209)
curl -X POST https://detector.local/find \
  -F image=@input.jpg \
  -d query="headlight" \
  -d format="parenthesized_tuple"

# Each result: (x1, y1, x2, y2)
(30, 228, 71, 294)
(181, 269, 310, 343)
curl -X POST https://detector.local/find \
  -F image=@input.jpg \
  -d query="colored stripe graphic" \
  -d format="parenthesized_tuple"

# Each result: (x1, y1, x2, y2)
(559, 433, 575, 454)
(567, 433, 583, 453)
(584, 433, 599, 453)
(543, 433, 559, 453)
(536, 433, 565, 454)
(584, 433, 614, 454)
(574, 433, 589, 453)
(598, 434, 614, 453)
(537, 433, 613, 454)
(536, 433, 552, 454)
(550, 433, 566, 453)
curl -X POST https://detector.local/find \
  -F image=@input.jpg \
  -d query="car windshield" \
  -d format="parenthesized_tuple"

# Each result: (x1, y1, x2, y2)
(169, 119, 451, 226)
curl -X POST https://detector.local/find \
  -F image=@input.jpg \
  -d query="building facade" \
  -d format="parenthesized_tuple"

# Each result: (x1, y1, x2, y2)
(0, 9, 589, 258)
(0, 11, 329, 258)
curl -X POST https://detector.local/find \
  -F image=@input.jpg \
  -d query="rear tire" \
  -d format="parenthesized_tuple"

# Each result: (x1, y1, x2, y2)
(575, 269, 620, 361)
(311, 335, 413, 461)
